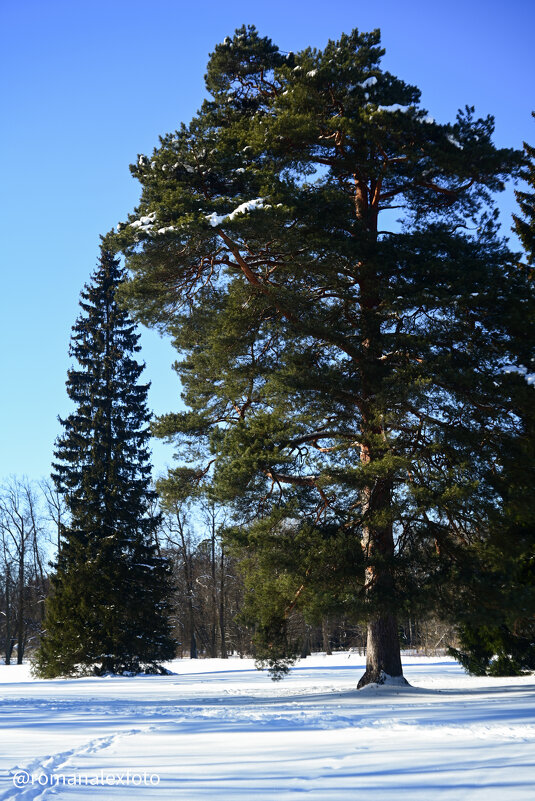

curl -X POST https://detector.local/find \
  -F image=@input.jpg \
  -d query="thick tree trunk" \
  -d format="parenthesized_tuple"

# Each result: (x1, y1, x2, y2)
(357, 316, 406, 688)
(357, 613, 406, 687)
(357, 477, 407, 687)
(356, 217, 406, 687)
(358, 515, 407, 687)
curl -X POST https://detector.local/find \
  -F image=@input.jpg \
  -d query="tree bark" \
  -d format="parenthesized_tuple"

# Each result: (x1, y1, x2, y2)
(17, 536, 25, 664)
(4, 569, 12, 665)
(300, 624, 311, 659)
(175, 517, 197, 660)
(219, 545, 227, 658)
(357, 230, 406, 687)
(357, 474, 407, 687)
(357, 614, 406, 687)
(322, 618, 332, 655)
(209, 519, 217, 658)
(189, 626, 197, 660)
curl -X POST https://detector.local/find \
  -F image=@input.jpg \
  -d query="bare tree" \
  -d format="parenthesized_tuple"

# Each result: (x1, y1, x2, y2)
(158, 497, 248, 659)
(39, 477, 69, 555)
(0, 478, 47, 663)
(160, 501, 198, 659)
(195, 501, 228, 659)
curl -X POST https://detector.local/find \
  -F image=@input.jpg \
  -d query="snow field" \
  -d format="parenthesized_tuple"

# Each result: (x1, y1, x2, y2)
(0, 654, 534, 799)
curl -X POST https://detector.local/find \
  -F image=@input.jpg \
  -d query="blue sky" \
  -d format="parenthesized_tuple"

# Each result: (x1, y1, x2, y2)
(1, 0, 533, 483)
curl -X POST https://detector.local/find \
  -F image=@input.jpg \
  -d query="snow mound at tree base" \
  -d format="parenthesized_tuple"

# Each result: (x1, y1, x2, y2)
(358, 670, 411, 690)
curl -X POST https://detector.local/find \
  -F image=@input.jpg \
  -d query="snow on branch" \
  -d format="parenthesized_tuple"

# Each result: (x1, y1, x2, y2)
(206, 198, 267, 227)
(502, 365, 535, 385)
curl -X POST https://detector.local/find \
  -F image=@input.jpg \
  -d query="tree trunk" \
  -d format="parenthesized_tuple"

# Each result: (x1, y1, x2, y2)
(357, 476, 407, 688)
(357, 613, 406, 687)
(322, 618, 332, 655)
(190, 627, 197, 660)
(4, 569, 12, 664)
(180, 535, 197, 659)
(209, 523, 217, 658)
(356, 228, 406, 687)
(357, 440, 407, 688)
(300, 624, 311, 659)
(219, 546, 227, 658)
(17, 541, 25, 664)
(6, 638, 15, 666)
(188, 585, 197, 659)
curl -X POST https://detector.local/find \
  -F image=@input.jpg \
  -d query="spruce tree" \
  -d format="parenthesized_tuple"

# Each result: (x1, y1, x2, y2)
(106, 27, 530, 686)
(33, 249, 175, 677)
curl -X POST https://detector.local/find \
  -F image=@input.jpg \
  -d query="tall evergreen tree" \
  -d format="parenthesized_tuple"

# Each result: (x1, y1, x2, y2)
(33, 249, 175, 677)
(106, 27, 530, 686)
(513, 114, 535, 266)
(449, 120, 535, 675)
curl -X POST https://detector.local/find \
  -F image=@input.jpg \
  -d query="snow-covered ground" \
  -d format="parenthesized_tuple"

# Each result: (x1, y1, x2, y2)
(1, 653, 534, 799)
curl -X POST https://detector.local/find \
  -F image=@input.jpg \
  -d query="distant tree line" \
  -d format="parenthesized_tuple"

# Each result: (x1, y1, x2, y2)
(0, 478, 49, 663)
(0, 474, 457, 666)
(159, 497, 457, 662)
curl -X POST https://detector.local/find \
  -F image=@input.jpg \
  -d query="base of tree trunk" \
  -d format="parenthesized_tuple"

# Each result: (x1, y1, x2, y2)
(357, 613, 409, 689)
(357, 668, 409, 689)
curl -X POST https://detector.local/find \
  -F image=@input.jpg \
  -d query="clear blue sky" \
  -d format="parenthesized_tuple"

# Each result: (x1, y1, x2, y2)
(1, 0, 533, 483)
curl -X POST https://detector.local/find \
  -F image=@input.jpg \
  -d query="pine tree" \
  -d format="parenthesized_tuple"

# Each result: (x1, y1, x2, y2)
(449, 120, 535, 675)
(106, 27, 530, 686)
(513, 113, 535, 265)
(33, 249, 175, 677)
